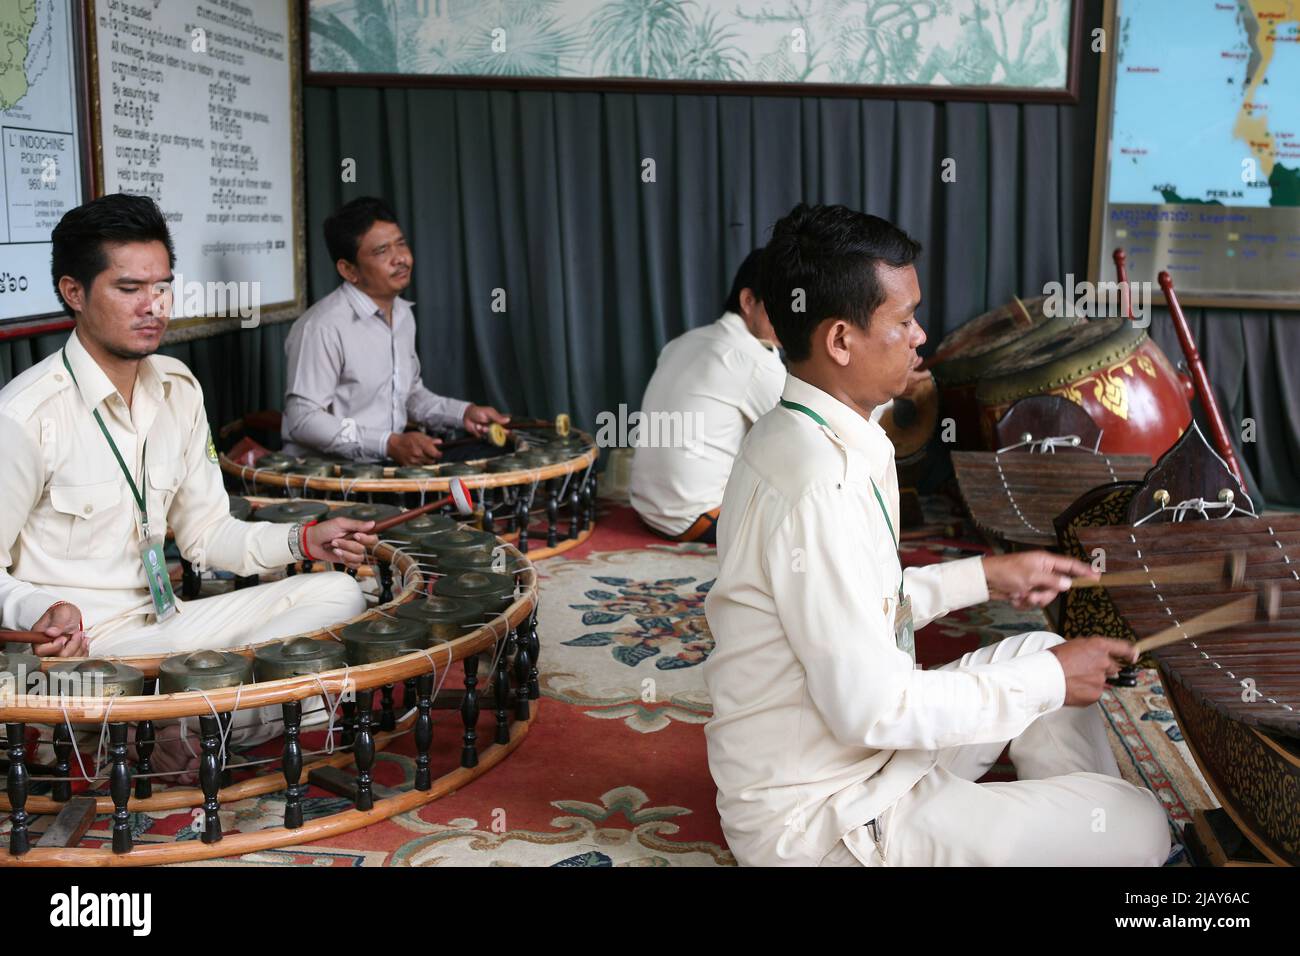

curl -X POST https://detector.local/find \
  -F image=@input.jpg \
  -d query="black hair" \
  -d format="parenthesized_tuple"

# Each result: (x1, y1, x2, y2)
(723, 247, 765, 315)
(324, 196, 400, 264)
(50, 193, 175, 317)
(759, 203, 921, 362)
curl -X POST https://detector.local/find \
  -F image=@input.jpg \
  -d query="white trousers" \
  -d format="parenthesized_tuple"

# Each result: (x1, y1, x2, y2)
(87, 571, 367, 656)
(82, 572, 366, 752)
(827, 632, 1172, 867)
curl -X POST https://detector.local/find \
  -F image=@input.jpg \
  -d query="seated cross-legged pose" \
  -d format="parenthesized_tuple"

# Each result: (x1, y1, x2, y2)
(0, 193, 376, 667)
(282, 196, 507, 466)
(703, 203, 1170, 867)
(629, 249, 785, 544)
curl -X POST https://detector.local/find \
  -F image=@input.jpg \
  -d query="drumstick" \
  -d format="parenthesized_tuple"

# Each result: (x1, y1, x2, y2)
(1131, 583, 1282, 655)
(366, 478, 475, 534)
(0, 629, 46, 645)
(1070, 551, 1245, 591)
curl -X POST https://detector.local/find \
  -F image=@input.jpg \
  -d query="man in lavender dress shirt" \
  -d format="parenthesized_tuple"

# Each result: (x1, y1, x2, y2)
(282, 197, 508, 465)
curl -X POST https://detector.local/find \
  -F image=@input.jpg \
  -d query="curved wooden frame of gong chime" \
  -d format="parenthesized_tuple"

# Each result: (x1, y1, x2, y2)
(0, 541, 541, 866)
(217, 424, 599, 561)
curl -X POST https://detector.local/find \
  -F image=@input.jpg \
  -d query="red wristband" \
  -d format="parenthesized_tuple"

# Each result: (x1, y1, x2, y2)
(301, 520, 318, 561)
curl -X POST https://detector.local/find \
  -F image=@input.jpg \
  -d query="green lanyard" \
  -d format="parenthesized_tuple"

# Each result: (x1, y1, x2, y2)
(61, 349, 151, 538)
(779, 397, 903, 595)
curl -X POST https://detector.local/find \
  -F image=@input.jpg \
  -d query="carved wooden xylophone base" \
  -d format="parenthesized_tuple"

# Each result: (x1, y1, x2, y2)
(0, 701, 538, 866)
(1183, 809, 1275, 868)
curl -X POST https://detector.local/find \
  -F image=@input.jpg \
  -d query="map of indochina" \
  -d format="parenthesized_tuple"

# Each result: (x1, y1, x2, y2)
(0, 0, 38, 111)
(1, 0, 84, 324)
(1109, 0, 1300, 208)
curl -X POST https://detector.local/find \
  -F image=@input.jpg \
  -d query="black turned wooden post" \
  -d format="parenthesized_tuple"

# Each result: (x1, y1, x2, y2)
(494, 634, 511, 745)
(286, 562, 297, 576)
(568, 481, 582, 539)
(379, 683, 395, 732)
(180, 557, 202, 598)
(341, 699, 356, 746)
(353, 689, 375, 811)
(575, 475, 590, 534)
(460, 654, 480, 768)
(585, 472, 598, 527)
(6, 723, 30, 856)
(234, 573, 259, 590)
(404, 677, 418, 711)
(515, 497, 530, 553)
(526, 611, 541, 700)
(379, 561, 394, 604)
(281, 700, 304, 829)
(414, 673, 434, 791)
(134, 719, 155, 799)
(513, 634, 532, 722)
(52, 722, 73, 803)
(198, 714, 223, 844)
(108, 721, 132, 854)
(545, 485, 559, 549)
(482, 500, 495, 536)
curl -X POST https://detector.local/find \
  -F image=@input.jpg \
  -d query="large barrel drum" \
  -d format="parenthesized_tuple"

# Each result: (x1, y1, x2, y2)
(975, 318, 1192, 458)
(930, 296, 1084, 449)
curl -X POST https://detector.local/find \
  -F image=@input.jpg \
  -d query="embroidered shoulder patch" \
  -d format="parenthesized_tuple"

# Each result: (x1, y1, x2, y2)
(206, 428, 218, 463)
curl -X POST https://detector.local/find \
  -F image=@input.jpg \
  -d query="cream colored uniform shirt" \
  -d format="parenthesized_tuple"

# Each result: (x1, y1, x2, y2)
(0, 331, 297, 631)
(629, 312, 786, 536)
(702, 375, 1066, 867)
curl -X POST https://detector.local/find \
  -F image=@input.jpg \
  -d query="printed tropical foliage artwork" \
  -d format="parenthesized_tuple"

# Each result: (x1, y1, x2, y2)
(308, 0, 1073, 89)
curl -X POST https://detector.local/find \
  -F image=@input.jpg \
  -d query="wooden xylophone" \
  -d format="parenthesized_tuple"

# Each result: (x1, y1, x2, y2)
(1077, 516, 1300, 866)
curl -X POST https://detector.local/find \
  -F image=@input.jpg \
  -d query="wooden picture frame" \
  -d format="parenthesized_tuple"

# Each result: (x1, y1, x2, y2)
(85, 0, 308, 342)
(1088, 0, 1300, 310)
(0, 0, 95, 340)
(303, 0, 1083, 104)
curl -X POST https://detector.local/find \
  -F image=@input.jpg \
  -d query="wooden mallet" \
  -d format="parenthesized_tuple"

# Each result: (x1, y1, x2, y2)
(1071, 550, 1246, 591)
(367, 477, 475, 535)
(1131, 581, 1282, 655)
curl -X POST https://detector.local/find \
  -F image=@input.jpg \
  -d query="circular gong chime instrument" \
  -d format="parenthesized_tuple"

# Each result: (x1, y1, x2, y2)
(158, 650, 254, 694)
(974, 318, 1192, 459)
(0, 533, 541, 865)
(46, 659, 145, 698)
(253, 636, 348, 682)
(218, 412, 598, 560)
(340, 617, 430, 665)
(929, 296, 1084, 449)
(434, 571, 518, 613)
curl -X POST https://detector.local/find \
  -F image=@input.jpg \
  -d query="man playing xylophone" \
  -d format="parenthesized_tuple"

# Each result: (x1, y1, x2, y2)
(703, 203, 1170, 867)
(0, 194, 377, 661)
(281, 196, 508, 466)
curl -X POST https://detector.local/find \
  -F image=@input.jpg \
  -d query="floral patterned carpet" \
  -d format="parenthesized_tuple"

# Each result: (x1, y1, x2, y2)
(9, 496, 1213, 865)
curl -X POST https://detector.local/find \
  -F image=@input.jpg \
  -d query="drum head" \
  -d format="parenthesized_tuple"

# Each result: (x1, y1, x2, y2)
(976, 319, 1145, 406)
(931, 297, 1083, 387)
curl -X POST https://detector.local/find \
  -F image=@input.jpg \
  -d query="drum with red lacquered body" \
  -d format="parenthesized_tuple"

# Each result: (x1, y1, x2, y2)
(975, 318, 1192, 458)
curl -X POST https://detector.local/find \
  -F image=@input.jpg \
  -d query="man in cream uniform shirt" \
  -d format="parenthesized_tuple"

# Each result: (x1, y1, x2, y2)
(630, 250, 785, 543)
(703, 204, 1170, 867)
(0, 194, 376, 660)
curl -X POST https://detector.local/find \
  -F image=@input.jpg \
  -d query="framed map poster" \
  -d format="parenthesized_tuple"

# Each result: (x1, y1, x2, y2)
(305, 0, 1083, 103)
(1089, 0, 1300, 309)
(0, 0, 92, 336)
